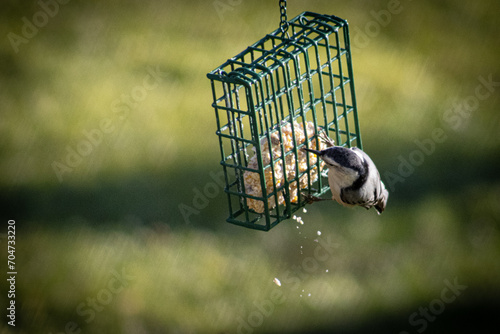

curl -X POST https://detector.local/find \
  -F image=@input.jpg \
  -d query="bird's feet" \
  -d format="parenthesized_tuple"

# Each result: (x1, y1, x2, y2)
(302, 192, 329, 204)
(319, 130, 335, 148)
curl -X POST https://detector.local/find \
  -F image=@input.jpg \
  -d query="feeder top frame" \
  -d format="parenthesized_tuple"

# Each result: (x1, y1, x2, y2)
(208, 12, 354, 94)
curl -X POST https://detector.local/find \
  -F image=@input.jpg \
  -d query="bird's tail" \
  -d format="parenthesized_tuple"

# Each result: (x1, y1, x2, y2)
(374, 183, 389, 215)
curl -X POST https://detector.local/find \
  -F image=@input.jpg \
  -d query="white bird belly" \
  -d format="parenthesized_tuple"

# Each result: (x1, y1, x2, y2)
(327, 167, 359, 206)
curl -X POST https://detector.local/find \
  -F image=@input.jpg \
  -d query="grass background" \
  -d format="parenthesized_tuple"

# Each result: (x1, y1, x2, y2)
(0, 0, 499, 333)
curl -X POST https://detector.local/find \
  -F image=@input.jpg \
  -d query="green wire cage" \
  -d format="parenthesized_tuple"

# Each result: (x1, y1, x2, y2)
(207, 11, 362, 231)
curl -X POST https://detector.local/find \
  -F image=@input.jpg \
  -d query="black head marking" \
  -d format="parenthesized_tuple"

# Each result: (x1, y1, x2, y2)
(322, 147, 366, 175)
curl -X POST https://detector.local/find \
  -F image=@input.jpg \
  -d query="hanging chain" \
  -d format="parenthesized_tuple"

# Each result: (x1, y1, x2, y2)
(279, 0, 289, 34)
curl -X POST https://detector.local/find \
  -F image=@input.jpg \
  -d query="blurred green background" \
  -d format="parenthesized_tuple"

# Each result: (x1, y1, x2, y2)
(1, 0, 499, 333)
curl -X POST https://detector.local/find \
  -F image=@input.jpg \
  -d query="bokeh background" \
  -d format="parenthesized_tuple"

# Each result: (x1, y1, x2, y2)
(1, 0, 499, 333)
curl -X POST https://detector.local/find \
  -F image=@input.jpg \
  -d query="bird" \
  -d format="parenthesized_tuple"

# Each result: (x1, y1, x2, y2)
(301, 133, 388, 214)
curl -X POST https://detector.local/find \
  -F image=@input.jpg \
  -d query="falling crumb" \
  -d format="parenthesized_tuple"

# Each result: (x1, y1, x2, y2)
(294, 215, 304, 225)
(303, 208, 307, 213)
(317, 231, 321, 236)
(273, 278, 281, 287)
(325, 269, 329, 273)
(308, 293, 311, 297)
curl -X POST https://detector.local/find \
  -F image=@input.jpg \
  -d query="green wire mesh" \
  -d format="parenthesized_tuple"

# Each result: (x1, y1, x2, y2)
(207, 12, 362, 231)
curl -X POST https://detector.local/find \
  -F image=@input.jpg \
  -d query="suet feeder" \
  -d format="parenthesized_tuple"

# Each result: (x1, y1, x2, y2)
(207, 9, 362, 231)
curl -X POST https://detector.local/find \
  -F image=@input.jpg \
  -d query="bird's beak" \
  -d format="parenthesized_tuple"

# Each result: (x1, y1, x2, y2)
(301, 147, 322, 155)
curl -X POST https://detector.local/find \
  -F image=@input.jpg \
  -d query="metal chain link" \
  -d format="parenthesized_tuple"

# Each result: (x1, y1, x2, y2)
(279, 0, 289, 34)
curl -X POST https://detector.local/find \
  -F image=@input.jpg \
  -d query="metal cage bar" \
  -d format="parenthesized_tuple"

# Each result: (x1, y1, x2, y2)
(207, 12, 361, 230)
